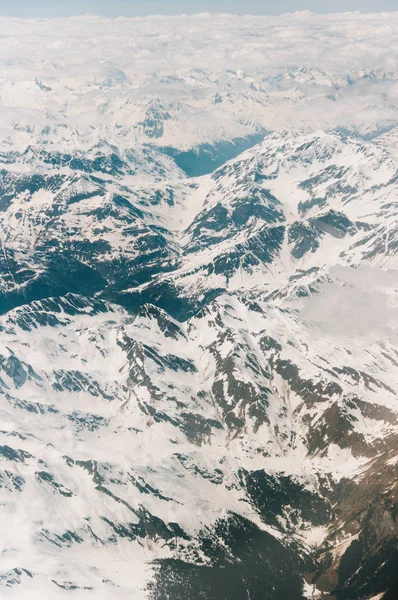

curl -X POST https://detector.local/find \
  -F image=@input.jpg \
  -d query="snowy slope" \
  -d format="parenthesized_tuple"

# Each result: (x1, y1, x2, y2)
(0, 275, 397, 598)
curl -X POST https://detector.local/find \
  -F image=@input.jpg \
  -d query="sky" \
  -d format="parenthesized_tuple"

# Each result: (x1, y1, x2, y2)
(0, 0, 397, 18)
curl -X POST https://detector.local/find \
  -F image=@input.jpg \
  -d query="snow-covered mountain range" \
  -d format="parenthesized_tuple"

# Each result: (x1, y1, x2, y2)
(0, 12, 397, 600)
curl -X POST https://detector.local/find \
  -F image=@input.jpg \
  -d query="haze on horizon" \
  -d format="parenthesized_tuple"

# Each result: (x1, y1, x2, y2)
(0, 0, 397, 18)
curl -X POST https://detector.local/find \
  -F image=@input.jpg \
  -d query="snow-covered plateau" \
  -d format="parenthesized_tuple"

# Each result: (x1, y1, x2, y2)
(0, 11, 397, 600)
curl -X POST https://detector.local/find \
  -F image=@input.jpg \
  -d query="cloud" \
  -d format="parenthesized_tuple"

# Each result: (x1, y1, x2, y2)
(1, 12, 398, 149)
(298, 266, 398, 341)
